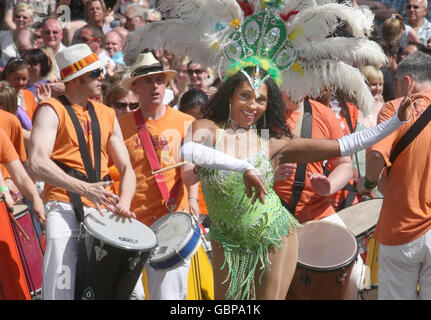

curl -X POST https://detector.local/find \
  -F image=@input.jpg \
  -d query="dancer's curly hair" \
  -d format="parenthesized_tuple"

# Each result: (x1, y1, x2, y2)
(201, 66, 292, 139)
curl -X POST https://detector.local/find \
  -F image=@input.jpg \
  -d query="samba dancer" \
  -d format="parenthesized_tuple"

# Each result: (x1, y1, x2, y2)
(28, 44, 136, 300)
(122, 0, 417, 300)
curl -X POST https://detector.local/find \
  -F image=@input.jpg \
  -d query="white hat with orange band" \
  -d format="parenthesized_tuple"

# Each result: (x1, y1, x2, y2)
(55, 44, 106, 82)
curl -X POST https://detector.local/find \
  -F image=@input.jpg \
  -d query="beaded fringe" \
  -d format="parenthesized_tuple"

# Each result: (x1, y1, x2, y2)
(209, 211, 301, 300)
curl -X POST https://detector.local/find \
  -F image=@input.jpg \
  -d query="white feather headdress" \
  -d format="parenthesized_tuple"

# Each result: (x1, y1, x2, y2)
(123, 0, 387, 116)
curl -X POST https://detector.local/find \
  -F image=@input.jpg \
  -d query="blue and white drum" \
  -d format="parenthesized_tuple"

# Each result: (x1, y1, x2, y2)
(75, 209, 157, 300)
(149, 212, 202, 271)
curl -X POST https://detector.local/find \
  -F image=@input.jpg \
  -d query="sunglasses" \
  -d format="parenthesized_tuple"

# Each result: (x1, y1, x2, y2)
(187, 69, 204, 76)
(406, 5, 421, 9)
(113, 102, 139, 110)
(89, 68, 104, 79)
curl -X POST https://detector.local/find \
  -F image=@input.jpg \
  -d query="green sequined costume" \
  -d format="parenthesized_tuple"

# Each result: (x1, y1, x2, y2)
(199, 149, 301, 300)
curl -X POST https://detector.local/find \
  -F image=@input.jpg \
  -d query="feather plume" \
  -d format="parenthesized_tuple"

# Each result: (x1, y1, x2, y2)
(123, 21, 225, 66)
(296, 38, 388, 68)
(282, 60, 374, 115)
(287, 3, 375, 40)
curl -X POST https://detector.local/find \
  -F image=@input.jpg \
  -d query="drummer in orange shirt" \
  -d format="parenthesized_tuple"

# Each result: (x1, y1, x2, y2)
(359, 51, 431, 300)
(273, 93, 364, 300)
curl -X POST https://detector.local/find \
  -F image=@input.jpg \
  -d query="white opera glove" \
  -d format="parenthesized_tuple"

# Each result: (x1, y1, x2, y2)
(180, 141, 256, 173)
(338, 111, 407, 157)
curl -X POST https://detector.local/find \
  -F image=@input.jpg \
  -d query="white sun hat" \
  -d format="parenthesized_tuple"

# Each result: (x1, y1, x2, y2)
(56, 43, 106, 82)
(121, 51, 177, 89)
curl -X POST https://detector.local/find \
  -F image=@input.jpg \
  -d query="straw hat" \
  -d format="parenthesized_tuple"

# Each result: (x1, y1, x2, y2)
(121, 52, 177, 89)
(56, 44, 106, 82)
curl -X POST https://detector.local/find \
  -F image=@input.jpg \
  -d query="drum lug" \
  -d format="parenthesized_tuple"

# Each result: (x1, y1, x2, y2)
(299, 272, 311, 287)
(336, 271, 348, 286)
(95, 242, 107, 261)
(128, 255, 141, 271)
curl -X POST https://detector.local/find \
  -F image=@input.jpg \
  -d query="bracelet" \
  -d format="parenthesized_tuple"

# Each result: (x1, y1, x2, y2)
(364, 176, 377, 190)
(188, 197, 199, 202)
(0, 186, 9, 193)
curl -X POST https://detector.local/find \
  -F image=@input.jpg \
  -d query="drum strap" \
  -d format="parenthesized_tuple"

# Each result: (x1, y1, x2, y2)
(56, 95, 103, 222)
(134, 110, 181, 211)
(387, 104, 431, 176)
(281, 99, 312, 214)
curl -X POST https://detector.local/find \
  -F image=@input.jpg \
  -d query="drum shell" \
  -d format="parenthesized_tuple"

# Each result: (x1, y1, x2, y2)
(286, 220, 358, 300)
(11, 205, 43, 296)
(75, 225, 154, 300)
(0, 198, 31, 300)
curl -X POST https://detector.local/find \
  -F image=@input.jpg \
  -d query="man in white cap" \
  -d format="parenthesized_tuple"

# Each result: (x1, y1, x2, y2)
(28, 43, 137, 300)
(119, 51, 200, 300)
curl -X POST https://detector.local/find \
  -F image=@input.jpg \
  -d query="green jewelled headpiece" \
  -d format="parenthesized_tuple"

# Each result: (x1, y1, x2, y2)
(223, 8, 296, 87)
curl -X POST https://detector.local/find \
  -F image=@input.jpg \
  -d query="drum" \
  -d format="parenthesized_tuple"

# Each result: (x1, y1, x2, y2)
(287, 220, 358, 300)
(75, 209, 157, 300)
(10, 204, 44, 297)
(360, 238, 379, 300)
(0, 197, 31, 300)
(149, 212, 202, 271)
(337, 198, 382, 262)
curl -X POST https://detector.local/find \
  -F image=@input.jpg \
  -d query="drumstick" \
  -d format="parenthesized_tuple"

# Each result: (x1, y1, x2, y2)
(151, 161, 189, 175)
(8, 212, 30, 241)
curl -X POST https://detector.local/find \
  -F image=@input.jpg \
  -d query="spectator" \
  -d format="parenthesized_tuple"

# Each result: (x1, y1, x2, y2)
(75, 24, 116, 77)
(103, 30, 125, 67)
(0, 2, 34, 63)
(124, 3, 147, 32)
(381, 13, 420, 48)
(15, 28, 39, 57)
(29, 21, 44, 48)
(4, 0, 56, 30)
(381, 41, 401, 101)
(186, 61, 218, 99)
(22, 48, 52, 102)
(405, 0, 431, 44)
(85, 0, 112, 34)
(41, 17, 66, 55)
(400, 42, 420, 60)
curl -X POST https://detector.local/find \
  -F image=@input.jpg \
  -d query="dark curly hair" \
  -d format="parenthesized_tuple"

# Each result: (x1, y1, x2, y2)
(201, 66, 291, 139)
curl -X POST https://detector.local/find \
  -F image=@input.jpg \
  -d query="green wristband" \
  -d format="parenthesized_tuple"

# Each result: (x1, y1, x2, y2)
(0, 186, 9, 193)
(364, 177, 377, 190)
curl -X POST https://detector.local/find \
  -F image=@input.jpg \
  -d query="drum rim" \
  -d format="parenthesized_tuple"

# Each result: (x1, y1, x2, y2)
(83, 214, 158, 251)
(148, 212, 201, 264)
(297, 220, 359, 272)
(149, 223, 202, 270)
(12, 204, 29, 219)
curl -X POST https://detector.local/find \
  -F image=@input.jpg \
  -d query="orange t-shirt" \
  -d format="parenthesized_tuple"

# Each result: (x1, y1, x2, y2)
(327, 102, 360, 210)
(0, 129, 19, 166)
(36, 98, 116, 207)
(273, 99, 345, 223)
(0, 110, 27, 178)
(119, 107, 195, 226)
(370, 89, 431, 246)
(21, 89, 37, 121)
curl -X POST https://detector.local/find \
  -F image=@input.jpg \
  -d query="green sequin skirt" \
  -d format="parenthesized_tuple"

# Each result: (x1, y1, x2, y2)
(208, 210, 301, 300)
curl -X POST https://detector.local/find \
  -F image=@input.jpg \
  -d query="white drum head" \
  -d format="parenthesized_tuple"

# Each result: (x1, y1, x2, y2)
(12, 204, 28, 218)
(337, 199, 383, 237)
(150, 212, 194, 261)
(297, 220, 358, 270)
(84, 209, 157, 251)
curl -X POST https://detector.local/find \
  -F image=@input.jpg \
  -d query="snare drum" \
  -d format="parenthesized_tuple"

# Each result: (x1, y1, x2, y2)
(149, 212, 202, 271)
(75, 210, 157, 300)
(287, 220, 358, 300)
(0, 197, 31, 300)
(10, 204, 44, 297)
(337, 199, 382, 262)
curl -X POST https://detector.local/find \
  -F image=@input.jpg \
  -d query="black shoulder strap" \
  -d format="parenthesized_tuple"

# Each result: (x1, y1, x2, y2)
(289, 99, 313, 214)
(56, 95, 102, 222)
(387, 105, 431, 176)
